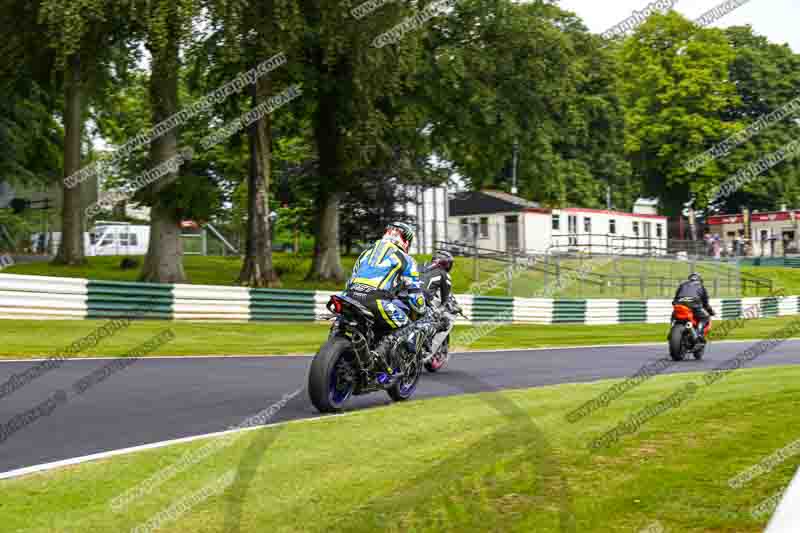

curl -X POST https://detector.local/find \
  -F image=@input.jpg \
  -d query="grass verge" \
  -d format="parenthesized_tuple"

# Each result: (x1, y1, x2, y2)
(0, 366, 797, 532)
(2, 315, 800, 358)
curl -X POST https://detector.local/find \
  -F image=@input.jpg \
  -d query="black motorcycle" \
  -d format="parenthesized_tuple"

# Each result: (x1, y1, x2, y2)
(421, 299, 465, 373)
(308, 294, 428, 413)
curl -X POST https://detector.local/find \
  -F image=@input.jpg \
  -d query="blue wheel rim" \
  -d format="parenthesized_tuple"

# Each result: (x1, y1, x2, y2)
(398, 356, 419, 395)
(329, 355, 354, 406)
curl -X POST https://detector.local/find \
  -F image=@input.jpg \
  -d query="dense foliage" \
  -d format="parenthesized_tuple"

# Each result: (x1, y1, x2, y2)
(1, 1, 798, 281)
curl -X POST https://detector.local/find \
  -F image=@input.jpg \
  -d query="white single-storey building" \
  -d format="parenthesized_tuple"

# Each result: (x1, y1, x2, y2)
(449, 190, 668, 255)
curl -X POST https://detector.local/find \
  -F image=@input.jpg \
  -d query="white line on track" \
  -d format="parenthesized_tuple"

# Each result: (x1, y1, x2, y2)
(0, 408, 365, 481)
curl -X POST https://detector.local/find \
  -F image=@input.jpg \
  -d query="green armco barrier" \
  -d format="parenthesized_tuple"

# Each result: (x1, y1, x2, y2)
(761, 296, 779, 318)
(618, 300, 647, 323)
(721, 299, 743, 321)
(8, 273, 800, 326)
(471, 295, 514, 322)
(87, 280, 173, 319)
(250, 288, 316, 321)
(552, 300, 587, 324)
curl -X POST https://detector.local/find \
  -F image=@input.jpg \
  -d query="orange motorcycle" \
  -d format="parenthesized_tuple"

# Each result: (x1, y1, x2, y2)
(669, 303, 711, 361)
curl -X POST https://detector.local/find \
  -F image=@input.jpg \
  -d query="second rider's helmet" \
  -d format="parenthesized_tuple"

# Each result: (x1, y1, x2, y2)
(431, 250, 454, 272)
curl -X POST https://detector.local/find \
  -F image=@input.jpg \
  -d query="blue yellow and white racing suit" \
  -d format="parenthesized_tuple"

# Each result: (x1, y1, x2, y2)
(344, 238, 427, 331)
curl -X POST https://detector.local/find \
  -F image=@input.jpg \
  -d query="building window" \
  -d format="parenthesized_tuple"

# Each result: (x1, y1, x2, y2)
(609, 219, 617, 234)
(479, 217, 489, 238)
(656, 224, 663, 238)
(583, 217, 591, 233)
(119, 233, 138, 246)
(552, 214, 560, 231)
(633, 221, 640, 236)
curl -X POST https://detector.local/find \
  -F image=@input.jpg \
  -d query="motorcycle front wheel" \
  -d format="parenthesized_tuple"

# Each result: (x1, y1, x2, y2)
(693, 342, 706, 360)
(387, 344, 422, 402)
(424, 336, 450, 373)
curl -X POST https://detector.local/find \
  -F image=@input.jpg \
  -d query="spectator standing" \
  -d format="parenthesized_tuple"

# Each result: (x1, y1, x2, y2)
(704, 232, 713, 257)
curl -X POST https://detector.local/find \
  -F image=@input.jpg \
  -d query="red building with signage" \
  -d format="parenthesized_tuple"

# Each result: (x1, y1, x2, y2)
(707, 209, 800, 256)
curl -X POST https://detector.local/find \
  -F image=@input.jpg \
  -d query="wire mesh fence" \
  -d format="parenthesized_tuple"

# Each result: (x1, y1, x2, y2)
(438, 241, 771, 300)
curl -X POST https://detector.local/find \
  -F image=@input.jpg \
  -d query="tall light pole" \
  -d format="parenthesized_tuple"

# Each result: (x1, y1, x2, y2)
(511, 140, 519, 195)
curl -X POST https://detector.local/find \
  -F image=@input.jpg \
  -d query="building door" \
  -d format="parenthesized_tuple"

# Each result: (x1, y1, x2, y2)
(568, 215, 578, 247)
(505, 215, 519, 252)
(783, 230, 796, 255)
(643, 221, 652, 252)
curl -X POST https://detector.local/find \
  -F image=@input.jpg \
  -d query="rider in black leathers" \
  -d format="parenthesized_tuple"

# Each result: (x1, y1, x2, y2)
(672, 272, 716, 343)
(421, 251, 461, 354)
(422, 250, 455, 310)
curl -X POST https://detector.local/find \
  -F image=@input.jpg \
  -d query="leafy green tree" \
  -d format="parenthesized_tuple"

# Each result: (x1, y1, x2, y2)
(618, 12, 741, 215)
(206, 0, 302, 287)
(711, 26, 800, 213)
(295, 0, 431, 281)
(417, 0, 630, 209)
(0, 78, 61, 187)
(36, 0, 142, 264)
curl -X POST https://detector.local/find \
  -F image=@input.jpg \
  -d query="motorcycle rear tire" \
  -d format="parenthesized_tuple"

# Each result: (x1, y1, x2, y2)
(669, 325, 686, 361)
(309, 337, 357, 413)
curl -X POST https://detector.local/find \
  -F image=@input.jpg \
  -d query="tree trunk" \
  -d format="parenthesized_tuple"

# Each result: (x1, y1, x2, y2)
(239, 73, 280, 287)
(54, 54, 86, 266)
(308, 192, 345, 281)
(139, 32, 186, 283)
(307, 81, 345, 282)
(112, 201, 127, 220)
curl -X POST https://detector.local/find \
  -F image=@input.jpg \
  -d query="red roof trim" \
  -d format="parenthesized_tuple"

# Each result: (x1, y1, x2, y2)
(709, 212, 796, 225)
(558, 207, 667, 220)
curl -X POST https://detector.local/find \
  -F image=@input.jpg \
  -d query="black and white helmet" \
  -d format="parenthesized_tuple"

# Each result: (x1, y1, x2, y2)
(688, 272, 703, 283)
(432, 250, 454, 272)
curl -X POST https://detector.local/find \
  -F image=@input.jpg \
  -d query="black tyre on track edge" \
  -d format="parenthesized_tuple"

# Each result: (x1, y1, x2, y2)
(308, 337, 355, 413)
(669, 325, 686, 362)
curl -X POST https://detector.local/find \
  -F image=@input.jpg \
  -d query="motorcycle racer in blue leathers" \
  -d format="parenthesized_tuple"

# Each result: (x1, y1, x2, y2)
(342, 222, 435, 375)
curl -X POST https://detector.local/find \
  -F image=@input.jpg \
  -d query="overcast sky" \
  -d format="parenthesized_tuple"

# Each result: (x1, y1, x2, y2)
(557, 0, 799, 52)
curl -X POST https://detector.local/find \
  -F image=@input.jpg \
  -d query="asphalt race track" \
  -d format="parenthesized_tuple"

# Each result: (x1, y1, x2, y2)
(1, 340, 799, 475)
